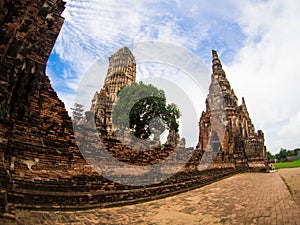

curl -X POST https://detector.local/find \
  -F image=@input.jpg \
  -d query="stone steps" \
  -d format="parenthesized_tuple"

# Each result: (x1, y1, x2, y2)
(9, 168, 237, 210)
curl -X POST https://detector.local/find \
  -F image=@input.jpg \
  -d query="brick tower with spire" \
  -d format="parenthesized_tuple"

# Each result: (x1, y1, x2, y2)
(198, 50, 266, 168)
(91, 47, 136, 135)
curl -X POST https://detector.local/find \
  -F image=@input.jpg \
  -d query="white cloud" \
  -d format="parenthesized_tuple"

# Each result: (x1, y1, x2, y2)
(54, 0, 241, 81)
(226, 0, 300, 153)
(279, 111, 300, 144)
(58, 92, 76, 116)
(74, 58, 108, 112)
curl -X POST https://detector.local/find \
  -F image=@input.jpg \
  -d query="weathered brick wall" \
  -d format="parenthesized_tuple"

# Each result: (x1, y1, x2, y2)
(0, 1, 91, 218)
(0, 0, 65, 109)
(6, 134, 239, 210)
(0, 0, 88, 177)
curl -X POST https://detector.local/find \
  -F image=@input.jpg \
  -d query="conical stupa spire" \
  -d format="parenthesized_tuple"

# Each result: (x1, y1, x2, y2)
(209, 50, 238, 108)
(212, 50, 222, 73)
(242, 97, 246, 105)
(240, 97, 249, 116)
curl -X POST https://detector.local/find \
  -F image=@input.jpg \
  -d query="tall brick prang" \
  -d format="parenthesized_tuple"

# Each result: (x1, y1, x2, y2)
(90, 47, 136, 136)
(197, 50, 266, 169)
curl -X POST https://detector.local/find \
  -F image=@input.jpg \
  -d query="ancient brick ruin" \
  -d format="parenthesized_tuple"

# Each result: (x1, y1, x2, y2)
(0, 0, 92, 218)
(89, 46, 180, 148)
(197, 50, 266, 169)
(0, 0, 267, 220)
(90, 47, 136, 136)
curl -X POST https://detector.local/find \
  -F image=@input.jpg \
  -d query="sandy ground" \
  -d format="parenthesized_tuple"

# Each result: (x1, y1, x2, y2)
(278, 167, 300, 207)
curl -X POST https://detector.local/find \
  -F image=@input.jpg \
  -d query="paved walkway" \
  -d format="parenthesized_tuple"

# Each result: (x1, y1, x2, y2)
(278, 167, 300, 207)
(1, 172, 300, 225)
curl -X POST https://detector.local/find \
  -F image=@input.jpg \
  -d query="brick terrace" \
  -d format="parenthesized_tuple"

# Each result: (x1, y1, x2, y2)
(1, 171, 299, 225)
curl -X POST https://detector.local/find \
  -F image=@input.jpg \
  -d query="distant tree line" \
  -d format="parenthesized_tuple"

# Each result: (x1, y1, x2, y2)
(267, 148, 300, 161)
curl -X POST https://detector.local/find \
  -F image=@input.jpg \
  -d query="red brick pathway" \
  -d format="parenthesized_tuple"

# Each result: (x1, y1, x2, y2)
(278, 168, 300, 207)
(1, 172, 300, 224)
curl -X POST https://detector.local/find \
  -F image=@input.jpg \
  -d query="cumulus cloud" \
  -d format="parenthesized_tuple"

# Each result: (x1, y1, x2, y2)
(279, 111, 300, 148)
(50, 0, 244, 85)
(226, 0, 300, 153)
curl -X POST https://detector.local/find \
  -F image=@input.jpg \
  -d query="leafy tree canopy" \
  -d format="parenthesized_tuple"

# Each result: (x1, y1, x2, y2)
(274, 148, 300, 160)
(112, 82, 181, 139)
(267, 151, 275, 160)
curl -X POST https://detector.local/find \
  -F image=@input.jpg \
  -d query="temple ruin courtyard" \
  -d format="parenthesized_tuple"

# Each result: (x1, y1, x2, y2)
(2, 169, 299, 225)
(1, 1, 299, 224)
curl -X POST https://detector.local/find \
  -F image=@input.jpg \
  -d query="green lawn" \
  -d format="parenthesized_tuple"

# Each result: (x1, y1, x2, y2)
(274, 159, 300, 169)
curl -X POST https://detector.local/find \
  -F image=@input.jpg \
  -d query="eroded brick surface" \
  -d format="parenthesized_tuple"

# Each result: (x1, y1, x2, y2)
(1, 172, 299, 225)
(198, 50, 266, 171)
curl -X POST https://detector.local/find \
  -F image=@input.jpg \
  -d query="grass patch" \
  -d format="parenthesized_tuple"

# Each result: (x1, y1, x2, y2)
(274, 159, 300, 170)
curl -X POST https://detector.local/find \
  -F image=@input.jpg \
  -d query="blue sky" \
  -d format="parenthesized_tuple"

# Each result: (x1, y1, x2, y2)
(46, 0, 300, 154)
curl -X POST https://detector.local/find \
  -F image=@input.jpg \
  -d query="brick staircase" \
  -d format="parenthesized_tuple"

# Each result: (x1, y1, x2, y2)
(9, 167, 237, 210)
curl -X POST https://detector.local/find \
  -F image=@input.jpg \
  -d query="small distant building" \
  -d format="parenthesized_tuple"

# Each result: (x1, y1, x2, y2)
(290, 151, 300, 161)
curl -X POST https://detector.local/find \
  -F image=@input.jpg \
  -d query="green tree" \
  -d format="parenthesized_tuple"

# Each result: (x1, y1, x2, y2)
(70, 103, 84, 123)
(275, 148, 288, 160)
(112, 82, 181, 139)
(267, 151, 275, 160)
